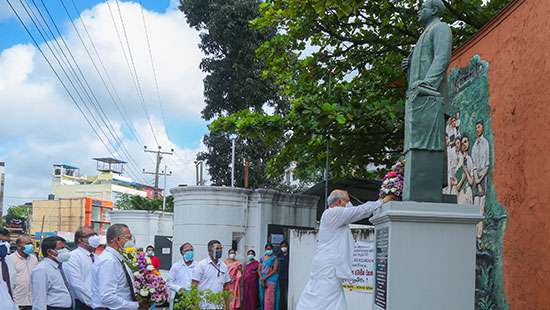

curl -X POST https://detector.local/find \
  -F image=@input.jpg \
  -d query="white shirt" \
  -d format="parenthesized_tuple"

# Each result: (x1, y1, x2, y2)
(64, 247, 95, 306)
(0, 279, 17, 310)
(312, 201, 382, 280)
(8, 251, 38, 306)
(91, 247, 138, 310)
(0, 254, 16, 298)
(192, 257, 231, 309)
(167, 260, 196, 293)
(31, 257, 72, 310)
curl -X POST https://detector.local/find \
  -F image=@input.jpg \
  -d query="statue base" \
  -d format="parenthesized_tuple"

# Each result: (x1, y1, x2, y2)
(371, 201, 482, 310)
(403, 149, 444, 202)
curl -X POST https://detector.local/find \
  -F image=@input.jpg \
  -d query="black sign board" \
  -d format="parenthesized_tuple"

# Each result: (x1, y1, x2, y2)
(374, 227, 389, 309)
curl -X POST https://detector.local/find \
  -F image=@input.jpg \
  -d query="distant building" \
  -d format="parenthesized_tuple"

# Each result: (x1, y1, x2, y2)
(51, 158, 161, 205)
(31, 197, 113, 237)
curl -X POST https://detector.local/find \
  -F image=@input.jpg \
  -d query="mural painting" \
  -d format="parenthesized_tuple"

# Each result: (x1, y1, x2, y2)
(446, 56, 508, 310)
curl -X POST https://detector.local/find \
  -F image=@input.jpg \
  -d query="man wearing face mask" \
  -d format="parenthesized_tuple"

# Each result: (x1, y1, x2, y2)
(192, 240, 231, 309)
(91, 223, 148, 310)
(167, 242, 196, 308)
(31, 235, 73, 310)
(297, 189, 393, 310)
(63, 225, 100, 310)
(8, 235, 39, 310)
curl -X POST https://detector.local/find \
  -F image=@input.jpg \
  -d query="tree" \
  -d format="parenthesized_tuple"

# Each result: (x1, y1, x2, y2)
(4, 204, 32, 232)
(179, 0, 288, 188)
(210, 0, 512, 183)
(116, 194, 174, 213)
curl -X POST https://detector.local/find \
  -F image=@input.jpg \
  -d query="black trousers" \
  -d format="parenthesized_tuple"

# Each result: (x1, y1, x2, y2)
(75, 299, 94, 310)
(18, 306, 32, 310)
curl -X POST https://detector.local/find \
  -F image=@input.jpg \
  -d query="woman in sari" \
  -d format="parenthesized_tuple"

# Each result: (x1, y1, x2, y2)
(224, 248, 243, 310)
(258, 243, 279, 310)
(243, 249, 260, 310)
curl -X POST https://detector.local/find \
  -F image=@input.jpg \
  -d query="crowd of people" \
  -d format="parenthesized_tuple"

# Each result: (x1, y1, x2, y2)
(0, 223, 291, 310)
(169, 239, 289, 310)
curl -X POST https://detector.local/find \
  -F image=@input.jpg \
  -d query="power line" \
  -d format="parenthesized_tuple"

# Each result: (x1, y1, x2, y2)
(31, 0, 146, 181)
(139, 1, 167, 128)
(62, 0, 155, 169)
(111, 0, 160, 146)
(10, 0, 145, 183)
(5, 0, 121, 178)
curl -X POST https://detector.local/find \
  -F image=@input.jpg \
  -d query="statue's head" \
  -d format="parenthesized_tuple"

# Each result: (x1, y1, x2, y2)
(418, 0, 445, 24)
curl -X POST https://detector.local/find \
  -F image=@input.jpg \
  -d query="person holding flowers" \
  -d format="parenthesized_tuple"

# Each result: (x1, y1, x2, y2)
(91, 224, 149, 309)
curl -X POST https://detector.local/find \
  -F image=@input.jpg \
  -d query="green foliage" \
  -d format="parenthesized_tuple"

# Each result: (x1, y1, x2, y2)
(173, 285, 232, 310)
(209, 0, 511, 183)
(179, 0, 288, 188)
(116, 194, 174, 213)
(6, 204, 32, 220)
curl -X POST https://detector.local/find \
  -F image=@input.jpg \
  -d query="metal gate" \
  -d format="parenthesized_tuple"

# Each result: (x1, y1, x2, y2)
(154, 235, 172, 270)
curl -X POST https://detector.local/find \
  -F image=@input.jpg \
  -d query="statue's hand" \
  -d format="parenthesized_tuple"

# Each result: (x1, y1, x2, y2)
(401, 57, 409, 71)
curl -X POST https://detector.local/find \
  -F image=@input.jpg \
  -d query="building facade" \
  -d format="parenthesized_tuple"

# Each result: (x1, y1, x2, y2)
(170, 186, 319, 263)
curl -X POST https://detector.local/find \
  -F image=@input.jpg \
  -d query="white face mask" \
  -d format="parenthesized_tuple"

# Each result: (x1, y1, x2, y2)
(56, 249, 71, 263)
(228, 253, 236, 259)
(88, 235, 101, 248)
(281, 247, 288, 253)
(345, 202, 353, 208)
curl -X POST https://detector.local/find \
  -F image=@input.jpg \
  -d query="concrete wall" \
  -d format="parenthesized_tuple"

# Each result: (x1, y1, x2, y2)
(170, 186, 318, 263)
(110, 210, 173, 249)
(288, 227, 375, 310)
(31, 198, 86, 234)
(450, 0, 550, 307)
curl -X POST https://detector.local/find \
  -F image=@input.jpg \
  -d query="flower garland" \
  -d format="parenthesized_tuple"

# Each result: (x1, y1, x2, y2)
(122, 247, 169, 306)
(379, 160, 404, 200)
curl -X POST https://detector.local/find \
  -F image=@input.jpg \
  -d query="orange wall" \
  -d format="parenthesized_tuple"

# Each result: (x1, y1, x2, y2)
(450, 0, 550, 308)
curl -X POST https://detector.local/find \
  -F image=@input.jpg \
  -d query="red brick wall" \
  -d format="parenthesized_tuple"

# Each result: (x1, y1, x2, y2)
(450, 0, 550, 308)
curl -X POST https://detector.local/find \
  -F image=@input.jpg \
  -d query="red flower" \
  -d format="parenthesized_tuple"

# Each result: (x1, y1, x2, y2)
(386, 171, 398, 178)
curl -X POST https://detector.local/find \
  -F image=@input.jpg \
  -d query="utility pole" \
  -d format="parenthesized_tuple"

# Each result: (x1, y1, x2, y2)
(230, 135, 237, 187)
(161, 164, 172, 212)
(143, 145, 174, 198)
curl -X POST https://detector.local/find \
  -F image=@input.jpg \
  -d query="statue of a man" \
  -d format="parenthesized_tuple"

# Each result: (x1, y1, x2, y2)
(401, 0, 452, 202)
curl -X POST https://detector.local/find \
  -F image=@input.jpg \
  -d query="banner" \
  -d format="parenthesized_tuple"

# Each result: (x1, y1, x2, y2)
(342, 240, 375, 293)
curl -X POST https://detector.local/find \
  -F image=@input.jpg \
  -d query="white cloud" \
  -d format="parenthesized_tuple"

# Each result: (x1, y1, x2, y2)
(0, 1, 206, 210)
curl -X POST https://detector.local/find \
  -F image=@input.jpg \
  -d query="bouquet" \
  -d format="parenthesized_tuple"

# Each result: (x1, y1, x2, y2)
(379, 160, 404, 200)
(123, 247, 169, 307)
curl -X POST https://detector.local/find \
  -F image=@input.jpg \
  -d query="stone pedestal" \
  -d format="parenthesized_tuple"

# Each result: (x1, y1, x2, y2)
(370, 201, 482, 310)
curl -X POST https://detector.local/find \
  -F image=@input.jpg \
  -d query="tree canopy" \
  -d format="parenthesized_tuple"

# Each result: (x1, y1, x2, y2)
(179, 0, 288, 188)
(209, 0, 511, 184)
(116, 194, 174, 213)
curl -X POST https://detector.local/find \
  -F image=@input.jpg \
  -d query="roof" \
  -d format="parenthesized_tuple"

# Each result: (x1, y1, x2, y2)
(93, 157, 127, 164)
(53, 163, 79, 170)
(303, 177, 382, 223)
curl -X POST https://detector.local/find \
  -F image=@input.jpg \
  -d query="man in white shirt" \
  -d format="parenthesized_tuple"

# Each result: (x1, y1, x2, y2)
(91, 223, 148, 310)
(168, 242, 196, 306)
(192, 240, 231, 309)
(297, 190, 390, 310)
(0, 228, 16, 303)
(9, 235, 39, 310)
(31, 236, 73, 310)
(472, 121, 490, 241)
(64, 225, 101, 310)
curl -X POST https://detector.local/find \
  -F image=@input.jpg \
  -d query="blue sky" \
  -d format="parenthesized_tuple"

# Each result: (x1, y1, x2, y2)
(0, 0, 208, 209)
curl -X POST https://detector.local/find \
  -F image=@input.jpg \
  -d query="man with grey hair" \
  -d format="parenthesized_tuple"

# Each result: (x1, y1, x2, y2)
(91, 224, 148, 309)
(297, 190, 392, 309)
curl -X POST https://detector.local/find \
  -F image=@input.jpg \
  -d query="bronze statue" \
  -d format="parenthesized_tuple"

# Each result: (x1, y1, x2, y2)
(401, 0, 452, 202)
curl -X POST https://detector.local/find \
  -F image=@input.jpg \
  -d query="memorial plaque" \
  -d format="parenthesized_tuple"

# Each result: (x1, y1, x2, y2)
(375, 227, 389, 309)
